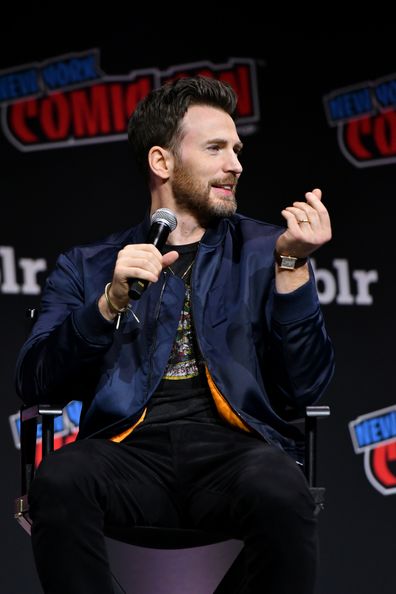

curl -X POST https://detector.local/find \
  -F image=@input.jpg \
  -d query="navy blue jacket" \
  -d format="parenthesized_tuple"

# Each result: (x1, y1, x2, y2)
(16, 213, 334, 461)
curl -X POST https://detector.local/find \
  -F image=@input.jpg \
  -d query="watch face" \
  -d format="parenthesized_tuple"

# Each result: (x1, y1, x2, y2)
(280, 256, 297, 269)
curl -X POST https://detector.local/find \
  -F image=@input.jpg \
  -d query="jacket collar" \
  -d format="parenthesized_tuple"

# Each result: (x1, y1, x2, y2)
(124, 210, 151, 246)
(200, 216, 233, 248)
(126, 210, 237, 248)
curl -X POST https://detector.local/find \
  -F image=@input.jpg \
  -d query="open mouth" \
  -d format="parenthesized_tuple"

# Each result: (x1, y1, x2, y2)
(212, 184, 235, 197)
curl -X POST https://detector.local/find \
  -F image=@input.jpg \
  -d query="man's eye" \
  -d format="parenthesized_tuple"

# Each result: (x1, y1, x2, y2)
(208, 145, 220, 152)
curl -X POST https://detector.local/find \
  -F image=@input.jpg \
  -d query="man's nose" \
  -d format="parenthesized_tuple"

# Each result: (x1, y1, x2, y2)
(224, 152, 243, 175)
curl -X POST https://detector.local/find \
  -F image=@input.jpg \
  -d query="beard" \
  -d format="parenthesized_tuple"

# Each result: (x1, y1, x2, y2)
(171, 160, 238, 226)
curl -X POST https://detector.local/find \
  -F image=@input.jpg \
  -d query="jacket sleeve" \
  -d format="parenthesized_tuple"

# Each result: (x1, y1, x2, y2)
(266, 265, 335, 407)
(15, 251, 116, 406)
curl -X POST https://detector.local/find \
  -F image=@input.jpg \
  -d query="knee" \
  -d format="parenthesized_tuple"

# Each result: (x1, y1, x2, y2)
(29, 454, 69, 512)
(28, 443, 91, 512)
(236, 447, 315, 518)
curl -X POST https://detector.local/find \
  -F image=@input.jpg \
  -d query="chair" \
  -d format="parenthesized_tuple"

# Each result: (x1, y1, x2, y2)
(14, 308, 330, 592)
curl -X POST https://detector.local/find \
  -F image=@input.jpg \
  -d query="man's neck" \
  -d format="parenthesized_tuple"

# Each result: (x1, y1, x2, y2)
(167, 220, 205, 245)
(150, 191, 206, 245)
(152, 209, 205, 246)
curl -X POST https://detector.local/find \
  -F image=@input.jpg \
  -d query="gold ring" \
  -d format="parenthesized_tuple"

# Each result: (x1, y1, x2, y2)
(298, 219, 310, 224)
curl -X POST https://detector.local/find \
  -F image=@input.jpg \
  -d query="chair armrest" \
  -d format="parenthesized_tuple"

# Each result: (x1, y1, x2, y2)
(19, 404, 63, 494)
(304, 405, 330, 487)
(16, 402, 64, 535)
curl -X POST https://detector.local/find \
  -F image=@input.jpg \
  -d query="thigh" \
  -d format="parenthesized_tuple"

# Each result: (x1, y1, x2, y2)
(180, 425, 314, 536)
(29, 429, 183, 530)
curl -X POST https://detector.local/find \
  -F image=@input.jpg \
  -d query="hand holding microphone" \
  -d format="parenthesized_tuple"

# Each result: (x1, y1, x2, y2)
(101, 209, 179, 318)
(128, 208, 178, 299)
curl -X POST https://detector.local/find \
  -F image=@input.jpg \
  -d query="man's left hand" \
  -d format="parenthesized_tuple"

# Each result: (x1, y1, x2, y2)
(276, 188, 332, 258)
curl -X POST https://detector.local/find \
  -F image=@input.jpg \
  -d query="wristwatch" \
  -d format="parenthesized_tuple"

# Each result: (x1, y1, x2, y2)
(275, 252, 307, 270)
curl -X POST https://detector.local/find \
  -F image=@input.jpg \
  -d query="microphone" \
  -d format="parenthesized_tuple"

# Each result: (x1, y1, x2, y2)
(128, 208, 178, 300)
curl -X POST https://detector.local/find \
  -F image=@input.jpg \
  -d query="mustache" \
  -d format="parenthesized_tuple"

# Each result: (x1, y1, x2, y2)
(210, 175, 239, 188)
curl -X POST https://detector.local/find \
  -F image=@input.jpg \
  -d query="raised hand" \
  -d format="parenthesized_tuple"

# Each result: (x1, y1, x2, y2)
(276, 188, 332, 259)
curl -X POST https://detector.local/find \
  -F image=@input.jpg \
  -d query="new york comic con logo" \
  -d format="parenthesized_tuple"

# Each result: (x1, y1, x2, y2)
(349, 405, 396, 495)
(323, 74, 396, 168)
(0, 50, 260, 152)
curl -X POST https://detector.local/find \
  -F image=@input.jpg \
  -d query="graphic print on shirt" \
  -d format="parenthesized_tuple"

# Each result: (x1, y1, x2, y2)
(163, 286, 199, 380)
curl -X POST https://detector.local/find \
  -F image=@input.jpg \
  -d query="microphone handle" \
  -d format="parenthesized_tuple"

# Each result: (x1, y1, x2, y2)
(128, 222, 170, 300)
(128, 278, 149, 301)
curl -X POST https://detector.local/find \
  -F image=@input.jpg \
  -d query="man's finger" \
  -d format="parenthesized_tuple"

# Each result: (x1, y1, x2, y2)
(311, 188, 322, 200)
(162, 251, 179, 268)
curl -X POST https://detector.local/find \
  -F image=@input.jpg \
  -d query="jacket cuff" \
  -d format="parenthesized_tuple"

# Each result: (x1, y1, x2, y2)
(272, 275, 320, 324)
(72, 297, 116, 346)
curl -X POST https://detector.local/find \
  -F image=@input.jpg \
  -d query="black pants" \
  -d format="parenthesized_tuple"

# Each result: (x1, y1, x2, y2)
(28, 422, 318, 594)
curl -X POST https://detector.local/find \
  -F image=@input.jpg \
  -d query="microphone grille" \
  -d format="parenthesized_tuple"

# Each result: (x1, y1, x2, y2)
(151, 208, 177, 232)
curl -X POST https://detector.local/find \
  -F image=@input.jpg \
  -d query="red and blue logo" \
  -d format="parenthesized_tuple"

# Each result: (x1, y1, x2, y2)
(349, 405, 396, 495)
(323, 74, 396, 168)
(0, 50, 260, 152)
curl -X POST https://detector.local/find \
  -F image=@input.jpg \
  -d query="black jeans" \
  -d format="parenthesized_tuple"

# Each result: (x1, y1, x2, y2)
(28, 422, 318, 594)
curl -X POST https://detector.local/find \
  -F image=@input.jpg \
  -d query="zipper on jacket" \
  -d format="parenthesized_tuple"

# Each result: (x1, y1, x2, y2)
(203, 346, 276, 445)
(189, 271, 257, 435)
(146, 273, 168, 401)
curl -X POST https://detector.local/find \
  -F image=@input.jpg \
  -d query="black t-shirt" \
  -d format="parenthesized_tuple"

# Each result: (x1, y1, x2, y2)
(144, 242, 221, 426)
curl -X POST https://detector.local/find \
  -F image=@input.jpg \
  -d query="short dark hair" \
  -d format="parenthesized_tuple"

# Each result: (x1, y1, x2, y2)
(127, 76, 238, 177)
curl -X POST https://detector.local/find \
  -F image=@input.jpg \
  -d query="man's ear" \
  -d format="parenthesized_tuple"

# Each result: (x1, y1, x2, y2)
(148, 146, 173, 180)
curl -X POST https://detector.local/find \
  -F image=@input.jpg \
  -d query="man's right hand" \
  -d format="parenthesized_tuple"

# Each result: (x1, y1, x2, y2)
(99, 244, 179, 321)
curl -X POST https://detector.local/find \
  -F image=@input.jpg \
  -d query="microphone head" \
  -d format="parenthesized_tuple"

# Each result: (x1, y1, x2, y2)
(151, 208, 177, 232)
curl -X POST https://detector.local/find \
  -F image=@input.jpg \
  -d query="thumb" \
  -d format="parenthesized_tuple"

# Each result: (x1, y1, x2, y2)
(162, 250, 179, 268)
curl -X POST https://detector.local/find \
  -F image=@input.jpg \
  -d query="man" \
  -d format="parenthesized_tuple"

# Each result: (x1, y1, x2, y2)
(16, 76, 334, 594)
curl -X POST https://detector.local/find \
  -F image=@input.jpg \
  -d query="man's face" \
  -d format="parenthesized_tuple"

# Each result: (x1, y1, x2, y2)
(170, 105, 243, 222)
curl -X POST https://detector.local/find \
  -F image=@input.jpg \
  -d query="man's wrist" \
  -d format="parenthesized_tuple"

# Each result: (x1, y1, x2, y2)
(98, 293, 117, 321)
(275, 252, 308, 270)
(104, 282, 129, 314)
(98, 283, 129, 323)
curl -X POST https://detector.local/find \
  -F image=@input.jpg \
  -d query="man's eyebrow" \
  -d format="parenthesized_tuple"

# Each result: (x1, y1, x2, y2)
(205, 138, 244, 151)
